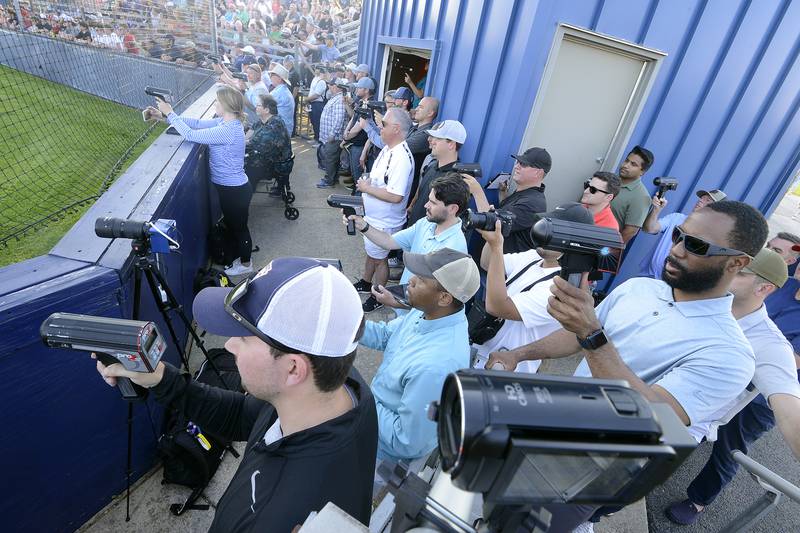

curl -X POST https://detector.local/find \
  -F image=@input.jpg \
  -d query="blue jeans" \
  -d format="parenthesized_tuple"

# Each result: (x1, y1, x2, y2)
(348, 144, 365, 180)
(686, 394, 775, 506)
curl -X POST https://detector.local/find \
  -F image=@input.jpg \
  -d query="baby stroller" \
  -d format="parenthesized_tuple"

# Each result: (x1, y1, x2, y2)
(247, 155, 299, 220)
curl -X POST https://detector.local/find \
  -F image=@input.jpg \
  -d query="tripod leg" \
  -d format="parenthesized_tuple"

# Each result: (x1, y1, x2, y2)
(125, 402, 133, 522)
(140, 267, 192, 372)
(147, 265, 233, 390)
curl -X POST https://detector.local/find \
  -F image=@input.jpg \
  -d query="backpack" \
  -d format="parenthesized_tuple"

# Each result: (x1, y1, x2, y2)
(158, 348, 243, 515)
(193, 267, 231, 295)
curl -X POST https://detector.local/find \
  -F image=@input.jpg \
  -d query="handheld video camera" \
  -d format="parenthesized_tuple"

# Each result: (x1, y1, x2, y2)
(653, 177, 679, 199)
(425, 370, 696, 531)
(461, 208, 515, 237)
(231, 71, 248, 81)
(95, 217, 177, 254)
(531, 217, 623, 286)
(206, 54, 222, 64)
(366, 100, 388, 115)
(452, 162, 482, 179)
(144, 86, 172, 102)
(327, 194, 365, 235)
(41, 313, 167, 401)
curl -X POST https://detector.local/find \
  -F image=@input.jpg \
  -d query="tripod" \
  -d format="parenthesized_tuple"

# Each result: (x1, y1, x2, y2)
(120, 237, 231, 521)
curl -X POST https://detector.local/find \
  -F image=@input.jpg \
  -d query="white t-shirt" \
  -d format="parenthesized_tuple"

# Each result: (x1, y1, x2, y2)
(363, 142, 414, 229)
(309, 77, 327, 99)
(473, 249, 561, 374)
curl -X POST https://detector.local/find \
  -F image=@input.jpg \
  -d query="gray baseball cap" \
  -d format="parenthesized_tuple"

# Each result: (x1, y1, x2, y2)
(403, 248, 480, 303)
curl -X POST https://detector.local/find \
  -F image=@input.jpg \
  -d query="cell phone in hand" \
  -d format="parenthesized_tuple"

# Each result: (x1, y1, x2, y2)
(384, 284, 409, 307)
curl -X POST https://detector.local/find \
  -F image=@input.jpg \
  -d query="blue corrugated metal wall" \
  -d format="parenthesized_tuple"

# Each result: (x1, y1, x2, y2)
(358, 0, 800, 282)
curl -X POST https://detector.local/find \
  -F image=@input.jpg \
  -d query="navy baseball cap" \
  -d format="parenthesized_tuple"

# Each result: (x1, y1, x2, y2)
(390, 87, 413, 101)
(192, 257, 363, 356)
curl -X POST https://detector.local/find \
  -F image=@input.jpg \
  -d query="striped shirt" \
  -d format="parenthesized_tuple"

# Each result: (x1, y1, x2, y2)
(319, 93, 347, 144)
(167, 113, 248, 187)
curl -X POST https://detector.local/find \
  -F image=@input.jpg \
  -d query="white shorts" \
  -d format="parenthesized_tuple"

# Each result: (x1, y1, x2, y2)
(363, 225, 403, 259)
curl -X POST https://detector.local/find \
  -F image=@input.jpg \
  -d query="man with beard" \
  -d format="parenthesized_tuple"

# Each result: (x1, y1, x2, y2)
(639, 189, 727, 279)
(487, 200, 767, 530)
(346, 173, 469, 312)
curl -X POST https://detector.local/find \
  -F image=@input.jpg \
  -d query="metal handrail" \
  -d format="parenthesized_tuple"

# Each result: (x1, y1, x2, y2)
(732, 450, 800, 502)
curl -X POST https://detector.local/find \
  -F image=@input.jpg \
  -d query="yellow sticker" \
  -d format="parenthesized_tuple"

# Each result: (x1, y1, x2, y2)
(196, 433, 212, 451)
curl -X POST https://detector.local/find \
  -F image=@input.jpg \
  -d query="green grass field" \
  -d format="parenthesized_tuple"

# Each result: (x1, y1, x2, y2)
(0, 65, 165, 267)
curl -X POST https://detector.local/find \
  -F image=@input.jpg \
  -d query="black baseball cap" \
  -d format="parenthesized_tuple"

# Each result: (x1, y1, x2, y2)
(535, 202, 594, 225)
(512, 147, 552, 173)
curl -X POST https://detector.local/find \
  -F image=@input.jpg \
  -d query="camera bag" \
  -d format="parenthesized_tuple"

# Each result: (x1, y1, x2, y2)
(158, 348, 243, 515)
(468, 259, 558, 345)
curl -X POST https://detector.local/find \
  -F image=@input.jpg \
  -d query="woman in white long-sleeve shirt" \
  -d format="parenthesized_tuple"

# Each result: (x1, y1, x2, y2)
(147, 87, 254, 276)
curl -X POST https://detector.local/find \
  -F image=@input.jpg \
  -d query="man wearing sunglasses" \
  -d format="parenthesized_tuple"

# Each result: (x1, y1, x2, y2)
(579, 171, 621, 231)
(640, 188, 727, 279)
(94, 258, 378, 533)
(487, 200, 768, 530)
(667, 248, 800, 525)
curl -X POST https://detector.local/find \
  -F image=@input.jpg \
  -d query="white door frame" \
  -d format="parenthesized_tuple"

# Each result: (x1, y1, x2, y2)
(521, 24, 666, 170)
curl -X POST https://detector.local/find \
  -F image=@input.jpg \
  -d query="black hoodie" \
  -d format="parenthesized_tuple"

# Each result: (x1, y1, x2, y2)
(152, 363, 378, 533)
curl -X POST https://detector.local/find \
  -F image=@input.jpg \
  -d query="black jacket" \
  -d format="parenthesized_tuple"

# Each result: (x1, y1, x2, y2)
(499, 184, 547, 253)
(152, 364, 378, 533)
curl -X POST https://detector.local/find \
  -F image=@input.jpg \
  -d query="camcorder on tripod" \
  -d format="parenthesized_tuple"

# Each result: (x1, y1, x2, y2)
(377, 370, 696, 533)
(39, 217, 234, 521)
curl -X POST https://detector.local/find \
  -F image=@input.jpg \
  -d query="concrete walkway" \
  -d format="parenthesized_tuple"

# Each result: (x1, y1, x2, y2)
(80, 140, 800, 532)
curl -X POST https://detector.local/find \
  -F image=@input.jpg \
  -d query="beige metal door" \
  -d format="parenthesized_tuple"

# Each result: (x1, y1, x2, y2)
(520, 25, 665, 209)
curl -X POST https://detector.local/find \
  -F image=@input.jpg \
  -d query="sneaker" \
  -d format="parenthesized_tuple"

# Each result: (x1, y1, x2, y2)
(388, 257, 404, 268)
(315, 179, 334, 188)
(665, 500, 704, 525)
(362, 295, 383, 313)
(225, 261, 254, 276)
(353, 279, 372, 293)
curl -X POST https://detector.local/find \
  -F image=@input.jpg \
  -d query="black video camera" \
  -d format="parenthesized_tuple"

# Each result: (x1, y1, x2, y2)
(206, 54, 222, 64)
(452, 162, 482, 179)
(462, 208, 515, 237)
(653, 177, 679, 198)
(353, 104, 372, 120)
(144, 86, 172, 102)
(326, 194, 365, 235)
(231, 71, 248, 81)
(531, 217, 623, 286)
(95, 217, 177, 254)
(432, 370, 696, 510)
(40, 313, 167, 401)
(366, 100, 388, 115)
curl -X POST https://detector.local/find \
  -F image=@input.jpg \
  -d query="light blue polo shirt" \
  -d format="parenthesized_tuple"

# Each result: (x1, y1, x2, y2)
(362, 308, 470, 462)
(574, 277, 755, 441)
(639, 212, 686, 279)
(392, 218, 467, 285)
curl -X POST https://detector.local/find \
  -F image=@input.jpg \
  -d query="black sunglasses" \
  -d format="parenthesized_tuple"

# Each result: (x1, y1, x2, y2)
(224, 278, 295, 352)
(671, 226, 749, 258)
(583, 180, 609, 195)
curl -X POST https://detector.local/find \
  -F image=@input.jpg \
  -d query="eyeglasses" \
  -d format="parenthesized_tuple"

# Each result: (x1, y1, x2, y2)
(671, 226, 749, 257)
(224, 278, 295, 353)
(583, 180, 609, 195)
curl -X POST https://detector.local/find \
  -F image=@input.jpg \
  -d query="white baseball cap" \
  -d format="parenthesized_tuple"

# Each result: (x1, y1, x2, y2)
(427, 120, 467, 144)
(193, 258, 363, 356)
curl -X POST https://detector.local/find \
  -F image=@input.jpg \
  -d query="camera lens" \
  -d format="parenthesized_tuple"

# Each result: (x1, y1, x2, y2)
(94, 217, 150, 240)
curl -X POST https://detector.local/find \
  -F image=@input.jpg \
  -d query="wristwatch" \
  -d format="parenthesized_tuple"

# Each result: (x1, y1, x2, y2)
(359, 222, 371, 234)
(577, 328, 608, 350)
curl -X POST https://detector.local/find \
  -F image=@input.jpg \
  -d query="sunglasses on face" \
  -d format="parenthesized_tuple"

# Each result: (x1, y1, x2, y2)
(671, 226, 749, 257)
(583, 180, 609, 195)
(224, 278, 294, 352)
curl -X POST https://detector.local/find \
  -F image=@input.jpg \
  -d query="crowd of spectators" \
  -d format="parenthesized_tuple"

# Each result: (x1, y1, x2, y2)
(0, 0, 361, 70)
(36, 2, 796, 529)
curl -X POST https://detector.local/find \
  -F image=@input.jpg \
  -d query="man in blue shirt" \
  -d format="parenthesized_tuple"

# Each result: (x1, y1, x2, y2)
(347, 174, 469, 311)
(488, 200, 769, 530)
(361, 248, 479, 462)
(639, 188, 727, 278)
(267, 64, 296, 136)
